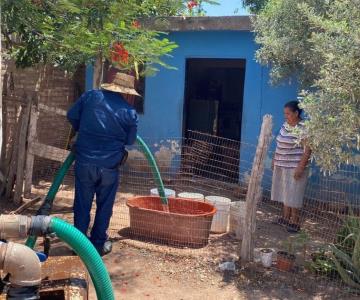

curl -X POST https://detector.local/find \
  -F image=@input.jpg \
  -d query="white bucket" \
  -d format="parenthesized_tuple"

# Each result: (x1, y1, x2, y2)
(150, 188, 176, 198)
(229, 201, 246, 240)
(178, 192, 204, 201)
(260, 249, 274, 268)
(205, 196, 231, 233)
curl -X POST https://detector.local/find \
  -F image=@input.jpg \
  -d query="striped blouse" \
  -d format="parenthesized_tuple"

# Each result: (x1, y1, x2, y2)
(274, 122, 305, 168)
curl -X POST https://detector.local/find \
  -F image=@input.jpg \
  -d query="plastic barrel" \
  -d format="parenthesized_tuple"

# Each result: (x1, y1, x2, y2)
(205, 196, 231, 233)
(229, 201, 246, 239)
(150, 188, 176, 198)
(178, 192, 205, 201)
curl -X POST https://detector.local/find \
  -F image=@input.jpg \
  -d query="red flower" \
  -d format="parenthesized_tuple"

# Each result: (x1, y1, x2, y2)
(187, 1, 198, 10)
(132, 20, 141, 29)
(110, 42, 129, 64)
(121, 49, 129, 63)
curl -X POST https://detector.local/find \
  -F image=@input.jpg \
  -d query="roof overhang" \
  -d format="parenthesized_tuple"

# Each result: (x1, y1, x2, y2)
(142, 16, 252, 32)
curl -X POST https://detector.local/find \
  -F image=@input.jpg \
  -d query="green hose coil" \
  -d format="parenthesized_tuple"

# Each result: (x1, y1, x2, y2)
(136, 135, 168, 205)
(25, 152, 75, 248)
(50, 218, 114, 300)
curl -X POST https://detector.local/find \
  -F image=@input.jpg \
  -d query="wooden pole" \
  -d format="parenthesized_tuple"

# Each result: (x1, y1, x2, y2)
(4, 105, 24, 199)
(24, 103, 39, 198)
(93, 54, 103, 89)
(10, 196, 42, 215)
(240, 115, 273, 262)
(13, 95, 32, 205)
(0, 26, 3, 169)
(1, 74, 8, 172)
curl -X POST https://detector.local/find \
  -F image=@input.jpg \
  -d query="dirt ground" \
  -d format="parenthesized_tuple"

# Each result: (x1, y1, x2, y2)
(84, 239, 353, 300)
(47, 236, 353, 300)
(0, 190, 357, 300)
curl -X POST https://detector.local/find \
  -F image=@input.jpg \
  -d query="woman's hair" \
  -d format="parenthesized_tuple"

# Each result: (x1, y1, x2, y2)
(284, 100, 303, 116)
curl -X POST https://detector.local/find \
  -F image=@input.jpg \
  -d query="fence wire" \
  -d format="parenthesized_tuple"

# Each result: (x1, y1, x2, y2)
(28, 122, 360, 295)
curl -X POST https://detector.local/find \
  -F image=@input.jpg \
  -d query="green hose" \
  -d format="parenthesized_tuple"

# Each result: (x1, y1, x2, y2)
(25, 152, 75, 248)
(49, 217, 114, 300)
(46, 152, 76, 203)
(26, 135, 167, 248)
(136, 135, 168, 206)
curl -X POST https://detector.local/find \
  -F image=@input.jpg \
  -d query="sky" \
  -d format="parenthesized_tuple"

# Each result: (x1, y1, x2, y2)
(203, 0, 249, 16)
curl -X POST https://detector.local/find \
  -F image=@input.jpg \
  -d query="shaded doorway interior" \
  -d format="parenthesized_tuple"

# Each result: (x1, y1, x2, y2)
(183, 58, 246, 183)
(184, 58, 245, 141)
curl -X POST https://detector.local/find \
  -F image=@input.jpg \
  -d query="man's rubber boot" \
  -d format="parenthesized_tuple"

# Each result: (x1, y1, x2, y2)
(97, 240, 113, 257)
(72, 241, 112, 257)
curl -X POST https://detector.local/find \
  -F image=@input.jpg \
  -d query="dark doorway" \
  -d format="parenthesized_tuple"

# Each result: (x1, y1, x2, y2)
(182, 59, 246, 183)
(184, 58, 245, 141)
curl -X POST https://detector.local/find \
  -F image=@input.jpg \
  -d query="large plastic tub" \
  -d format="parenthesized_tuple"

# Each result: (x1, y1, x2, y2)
(127, 196, 216, 247)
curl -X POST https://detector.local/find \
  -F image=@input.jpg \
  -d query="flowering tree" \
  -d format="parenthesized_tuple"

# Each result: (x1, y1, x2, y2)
(2, 0, 217, 87)
(252, 0, 360, 171)
(186, 0, 218, 16)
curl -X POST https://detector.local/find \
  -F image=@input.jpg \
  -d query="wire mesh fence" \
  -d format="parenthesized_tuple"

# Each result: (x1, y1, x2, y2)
(27, 118, 360, 294)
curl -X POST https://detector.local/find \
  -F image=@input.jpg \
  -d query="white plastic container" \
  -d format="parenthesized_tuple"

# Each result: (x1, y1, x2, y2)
(205, 196, 231, 233)
(150, 188, 176, 198)
(260, 248, 274, 268)
(178, 192, 204, 201)
(229, 201, 246, 239)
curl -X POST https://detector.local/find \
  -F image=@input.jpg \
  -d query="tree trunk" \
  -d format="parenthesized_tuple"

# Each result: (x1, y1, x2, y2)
(92, 54, 103, 89)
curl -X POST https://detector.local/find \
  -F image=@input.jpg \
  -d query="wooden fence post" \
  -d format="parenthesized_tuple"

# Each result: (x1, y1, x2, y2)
(4, 105, 24, 199)
(24, 103, 39, 198)
(13, 96, 32, 205)
(240, 115, 273, 262)
(1, 74, 8, 173)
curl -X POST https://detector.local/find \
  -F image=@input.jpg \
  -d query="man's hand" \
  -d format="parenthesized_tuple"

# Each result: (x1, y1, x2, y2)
(294, 165, 305, 180)
(69, 134, 77, 152)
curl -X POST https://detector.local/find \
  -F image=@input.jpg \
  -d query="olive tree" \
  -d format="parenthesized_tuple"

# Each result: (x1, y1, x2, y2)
(252, 0, 360, 171)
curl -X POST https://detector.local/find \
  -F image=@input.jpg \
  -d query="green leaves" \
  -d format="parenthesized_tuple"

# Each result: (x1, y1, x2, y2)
(243, 0, 269, 13)
(253, 0, 360, 171)
(330, 219, 360, 290)
(2, 0, 207, 76)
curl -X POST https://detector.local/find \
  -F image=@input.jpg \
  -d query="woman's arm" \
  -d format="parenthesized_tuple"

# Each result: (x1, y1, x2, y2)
(294, 144, 311, 180)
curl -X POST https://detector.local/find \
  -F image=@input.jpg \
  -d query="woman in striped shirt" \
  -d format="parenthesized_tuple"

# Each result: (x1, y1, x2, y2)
(271, 101, 311, 233)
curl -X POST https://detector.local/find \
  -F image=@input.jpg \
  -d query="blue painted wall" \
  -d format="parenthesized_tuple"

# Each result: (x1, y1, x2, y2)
(85, 30, 358, 204)
(138, 31, 297, 143)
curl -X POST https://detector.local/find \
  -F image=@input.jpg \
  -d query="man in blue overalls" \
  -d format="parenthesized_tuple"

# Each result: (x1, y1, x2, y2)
(67, 72, 139, 256)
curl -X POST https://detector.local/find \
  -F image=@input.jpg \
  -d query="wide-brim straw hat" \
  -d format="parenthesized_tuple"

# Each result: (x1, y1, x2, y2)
(101, 72, 140, 96)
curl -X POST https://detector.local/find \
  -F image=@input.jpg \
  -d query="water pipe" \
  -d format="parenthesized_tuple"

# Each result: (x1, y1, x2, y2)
(25, 152, 75, 248)
(1, 215, 114, 300)
(0, 241, 41, 299)
(136, 135, 169, 207)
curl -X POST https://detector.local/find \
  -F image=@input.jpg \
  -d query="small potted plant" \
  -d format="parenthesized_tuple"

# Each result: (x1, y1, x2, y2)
(277, 237, 296, 272)
(277, 231, 309, 272)
(260, 248, 274, 268)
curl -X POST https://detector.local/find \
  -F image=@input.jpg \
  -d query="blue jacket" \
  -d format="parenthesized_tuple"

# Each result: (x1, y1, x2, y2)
(67, 89, 138, 168)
